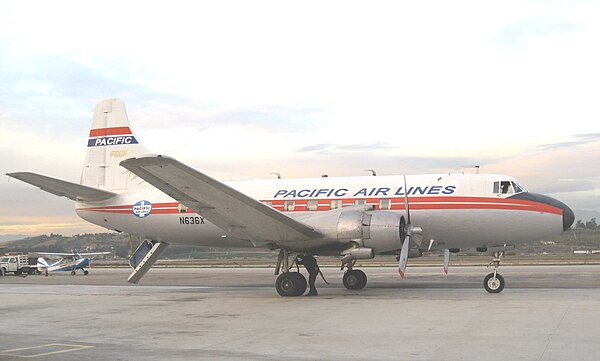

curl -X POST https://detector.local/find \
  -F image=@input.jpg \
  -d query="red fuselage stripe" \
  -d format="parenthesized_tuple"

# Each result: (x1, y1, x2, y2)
(77, 197, 563, 216)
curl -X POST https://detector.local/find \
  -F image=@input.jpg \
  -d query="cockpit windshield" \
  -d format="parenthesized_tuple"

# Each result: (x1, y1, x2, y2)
(493, 180, 527, 195)
(511, 181, 526, 193)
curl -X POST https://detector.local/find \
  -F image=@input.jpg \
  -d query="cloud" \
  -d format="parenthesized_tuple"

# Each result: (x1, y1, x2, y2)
(532, 133, 600, 151)
(205, 106, 324, 133)
(486, 138, 600, 210)
(496, 16, 586, 48)
(297, 142, 400, 154)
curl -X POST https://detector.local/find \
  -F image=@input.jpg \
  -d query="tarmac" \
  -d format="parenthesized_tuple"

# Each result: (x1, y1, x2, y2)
(1, 265, 600, 360)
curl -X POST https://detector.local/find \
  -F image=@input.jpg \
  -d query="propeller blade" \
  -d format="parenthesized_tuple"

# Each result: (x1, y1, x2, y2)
(398, 234, 410, 278)
(443, 249, 450, 274)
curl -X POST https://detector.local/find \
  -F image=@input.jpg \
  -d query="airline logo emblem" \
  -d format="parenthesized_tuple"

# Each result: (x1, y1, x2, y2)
(87, 126, 138, 147)
(132, 200, 152, 218)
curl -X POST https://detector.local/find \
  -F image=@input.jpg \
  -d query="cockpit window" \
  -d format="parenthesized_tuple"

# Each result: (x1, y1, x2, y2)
(493, 180, 527, 195)
(493, 181, 514, 194)
(511, 181, 525, 194)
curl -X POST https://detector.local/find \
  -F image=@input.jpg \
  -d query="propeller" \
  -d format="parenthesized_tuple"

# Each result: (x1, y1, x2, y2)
(398, 175, 423, 278)
(443, 249, 450, 274)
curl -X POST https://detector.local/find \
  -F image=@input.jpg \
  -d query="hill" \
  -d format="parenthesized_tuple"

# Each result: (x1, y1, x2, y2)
(3, 229, 600, 259)
(2, 233, 278, 260)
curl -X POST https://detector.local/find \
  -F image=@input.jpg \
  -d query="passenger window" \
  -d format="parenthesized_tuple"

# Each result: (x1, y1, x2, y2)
(178, 203, 188, 213)
(354, 199, 366, 206)
(330, 200, 342, 209)
(263, 201, 272, 207)
(307, 200, 318, 211)
(284, 201, 295, 211)
(379, 199, 391, 210)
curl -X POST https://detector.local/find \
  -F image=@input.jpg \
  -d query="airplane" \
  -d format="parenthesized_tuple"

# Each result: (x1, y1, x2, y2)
(34, 251, 111, 275)
(7, 99, 574, 296)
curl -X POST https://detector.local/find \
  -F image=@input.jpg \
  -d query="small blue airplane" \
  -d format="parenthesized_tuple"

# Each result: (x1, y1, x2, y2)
(34, 251, 110, 275)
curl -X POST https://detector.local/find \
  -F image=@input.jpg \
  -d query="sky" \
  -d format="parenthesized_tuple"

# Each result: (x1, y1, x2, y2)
(0, 0, 599, 238)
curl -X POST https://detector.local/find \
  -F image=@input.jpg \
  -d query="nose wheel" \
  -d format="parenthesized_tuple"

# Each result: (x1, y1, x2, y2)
(483, 272, 505, 293)
(484, 251, 505, 293)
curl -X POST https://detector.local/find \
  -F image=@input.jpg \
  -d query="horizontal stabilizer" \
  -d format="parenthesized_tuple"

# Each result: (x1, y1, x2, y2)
(7, 172, 116, 202)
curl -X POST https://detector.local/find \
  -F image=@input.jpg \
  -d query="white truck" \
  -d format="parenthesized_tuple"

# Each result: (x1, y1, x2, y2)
(0, 253, 33, 276)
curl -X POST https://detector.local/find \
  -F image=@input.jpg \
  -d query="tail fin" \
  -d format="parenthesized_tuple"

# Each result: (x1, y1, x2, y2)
(81, 99, 151, 192)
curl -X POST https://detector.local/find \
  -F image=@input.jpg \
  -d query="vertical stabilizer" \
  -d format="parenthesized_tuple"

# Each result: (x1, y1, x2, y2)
(81, 99, 151, 192)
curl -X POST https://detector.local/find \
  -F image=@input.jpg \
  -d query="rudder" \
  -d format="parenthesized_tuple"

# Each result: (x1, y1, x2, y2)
(81, 99, 151, 192)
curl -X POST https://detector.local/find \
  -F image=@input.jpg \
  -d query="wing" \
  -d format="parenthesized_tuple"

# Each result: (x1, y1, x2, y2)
(7, 172, 116, 202)
(76, 252, 111, 256)
(120, 155, 321, 243)
(32, 252, 75, 257)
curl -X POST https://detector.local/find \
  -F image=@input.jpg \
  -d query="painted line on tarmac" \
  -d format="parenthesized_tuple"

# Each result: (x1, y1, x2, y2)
(0, 343, 94, 358)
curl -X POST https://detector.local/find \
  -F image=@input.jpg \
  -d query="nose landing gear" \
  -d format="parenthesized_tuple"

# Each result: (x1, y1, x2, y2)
(484, 251, 506, 293)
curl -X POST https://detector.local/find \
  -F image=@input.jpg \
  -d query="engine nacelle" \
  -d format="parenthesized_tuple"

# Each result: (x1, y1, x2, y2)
(299, 207, 404, 254)
(363, 211, 404, 253)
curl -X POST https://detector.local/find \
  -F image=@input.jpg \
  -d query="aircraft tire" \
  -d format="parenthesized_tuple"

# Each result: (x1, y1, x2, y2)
(483, 273, 505, 293)
(298, 273, 307, 294)
(0, 267, 4, 277)
(275, 272, 306, 296)
(343, 270, 367, 290)
(70, 270, 76, 276)
(84, 270, 89, 275)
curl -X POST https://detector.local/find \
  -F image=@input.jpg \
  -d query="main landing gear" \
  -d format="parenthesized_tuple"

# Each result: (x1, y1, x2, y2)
(275, 272, 307, 297)
(273, 249, 369, 296)
(484, 251, 505, 293)
(341, 258, 367, 290)
(70, 269, 89, 276)
(274, 249, 307, 297)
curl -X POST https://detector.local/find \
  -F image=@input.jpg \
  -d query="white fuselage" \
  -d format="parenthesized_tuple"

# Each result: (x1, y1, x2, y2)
(76, 173, 566, 254)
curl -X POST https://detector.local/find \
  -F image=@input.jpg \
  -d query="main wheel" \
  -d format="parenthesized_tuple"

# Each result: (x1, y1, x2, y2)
(70, 270, 76, 276)
(83, 270, 89, 275)
(276, 272, 307, 296)
(343, 270, 367, 290)
(483, 272, 505, 293)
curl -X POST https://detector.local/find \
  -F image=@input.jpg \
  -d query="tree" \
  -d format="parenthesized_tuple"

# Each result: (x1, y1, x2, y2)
(576, 220, 585, 229)
(585, 218, 597, 230)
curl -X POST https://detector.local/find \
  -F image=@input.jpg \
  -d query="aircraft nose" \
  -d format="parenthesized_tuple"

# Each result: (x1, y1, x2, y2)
(561, 202, 575, 231)
(509, 193, 574, 231)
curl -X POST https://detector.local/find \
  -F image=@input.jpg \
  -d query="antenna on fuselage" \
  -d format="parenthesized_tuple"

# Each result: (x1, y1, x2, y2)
(270, 173, 282, 179)
(364, 169, 377, 176)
